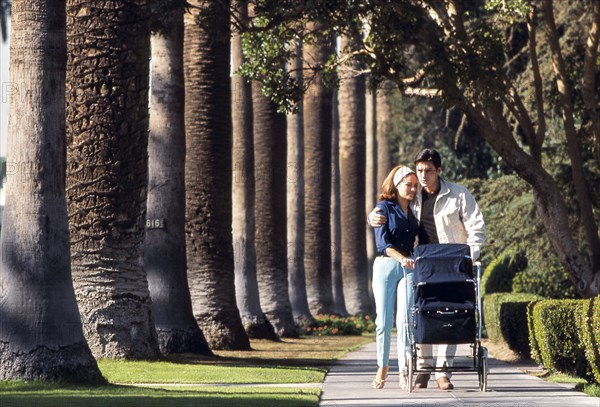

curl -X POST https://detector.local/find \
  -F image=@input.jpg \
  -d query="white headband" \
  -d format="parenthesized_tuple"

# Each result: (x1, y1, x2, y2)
(393, 166, 416, 187)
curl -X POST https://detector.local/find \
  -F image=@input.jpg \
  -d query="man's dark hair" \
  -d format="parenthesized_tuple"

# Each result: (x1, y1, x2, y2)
(414, 148, 442, 169)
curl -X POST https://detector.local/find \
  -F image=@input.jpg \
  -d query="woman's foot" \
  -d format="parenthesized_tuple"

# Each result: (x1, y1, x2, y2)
(371, 366, 389, 389)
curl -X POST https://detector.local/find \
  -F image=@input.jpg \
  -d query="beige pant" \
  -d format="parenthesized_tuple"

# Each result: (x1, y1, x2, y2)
(417, 344, 456, 379)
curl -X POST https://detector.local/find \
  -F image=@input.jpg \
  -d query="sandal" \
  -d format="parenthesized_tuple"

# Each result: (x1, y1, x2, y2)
(371, 366, 389, 389)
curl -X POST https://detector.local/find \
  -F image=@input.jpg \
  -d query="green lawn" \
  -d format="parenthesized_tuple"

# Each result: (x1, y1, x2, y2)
(0, 335, 372, 407)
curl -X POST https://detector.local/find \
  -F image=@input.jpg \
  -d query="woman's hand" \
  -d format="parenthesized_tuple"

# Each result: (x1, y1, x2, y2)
(400, 257, 414, 269)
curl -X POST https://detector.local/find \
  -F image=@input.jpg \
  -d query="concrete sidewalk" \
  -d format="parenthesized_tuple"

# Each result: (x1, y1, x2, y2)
(320, 341, 599, 407)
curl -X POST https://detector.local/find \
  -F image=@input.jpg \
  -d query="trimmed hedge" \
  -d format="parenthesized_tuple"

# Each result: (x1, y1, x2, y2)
(580, 296, 600, 383)
(483, 292, 542, 357)
(482, 247, 527, 296)
(512, 260, 579, 299)
(529, 299, 593, 381)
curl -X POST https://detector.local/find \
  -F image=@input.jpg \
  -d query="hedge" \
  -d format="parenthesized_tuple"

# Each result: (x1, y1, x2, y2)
(481, 247, 527, 296)
(580, 296, 600, 383)
(483, 292, 542, 357)
(529, 299, 593, 381)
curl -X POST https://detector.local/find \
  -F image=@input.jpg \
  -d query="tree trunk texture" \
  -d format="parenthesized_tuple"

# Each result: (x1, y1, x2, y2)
(376, 82, 395, 186)
(184, 0, 250, 350)
(338, 35, 371, 315)
(303, 24, 335, 315)
(0, 0, 103, 382)
(331, 88, 347, 316)
(365, 88, 377, 305)
(286, 47, 314, 327)
(65, 0, 159, 359)
(541, 0, 600, 274)
(146, 6, 211, 355)
(253, 81, 298, 337)
(231, 0, 277, 340)
(464, 102, 599, 297)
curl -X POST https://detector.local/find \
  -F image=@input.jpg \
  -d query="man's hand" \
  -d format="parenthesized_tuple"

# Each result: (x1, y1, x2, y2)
(368, 207, 388, 228)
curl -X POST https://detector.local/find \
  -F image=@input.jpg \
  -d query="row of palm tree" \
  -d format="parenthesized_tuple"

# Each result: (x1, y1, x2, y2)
(0, 0, 395, 382)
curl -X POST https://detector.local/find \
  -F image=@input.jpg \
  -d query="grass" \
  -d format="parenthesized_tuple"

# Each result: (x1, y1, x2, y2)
(0, 335, 372, 407)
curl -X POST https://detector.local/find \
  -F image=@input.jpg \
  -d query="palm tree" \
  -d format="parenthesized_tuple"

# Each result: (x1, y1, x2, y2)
(287, 46, 314, 327)
(231, 0, 277, 340)
(65, 0, 160, 359)
(337, 35, 371, 315)
(253, 81, 298, 337)
(184, 0, 250, 350)
(330, 87, 347, 315)
(0, 0, 103, 382)
(302, 23, 335, 315)
(365, 88, 377, 304)
(146, 1, 211, 354)
(376, 82, 395, 185)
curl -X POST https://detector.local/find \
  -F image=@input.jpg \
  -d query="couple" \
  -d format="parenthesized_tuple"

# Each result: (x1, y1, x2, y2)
(369, 148, 486, 391)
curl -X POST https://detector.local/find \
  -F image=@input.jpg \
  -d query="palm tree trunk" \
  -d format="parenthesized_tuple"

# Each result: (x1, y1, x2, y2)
(303, 24, 335, 315)
(338, 35, 371, 315)
(184, 0, 250, 350)
(146, 4, 211, 354)
(286, 46, 314, 328)
(65, 0, 159, 359)
(331, 88, 347, 315)
(365, 88, 377, 305)
(231, 0, 277, 340)
(0, 0, 103, 382)
(253, 81, 298, 337)
(376, 82, 395, 185)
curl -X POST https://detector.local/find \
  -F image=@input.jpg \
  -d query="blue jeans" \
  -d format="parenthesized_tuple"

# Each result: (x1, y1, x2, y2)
(372, 256, 414, 373)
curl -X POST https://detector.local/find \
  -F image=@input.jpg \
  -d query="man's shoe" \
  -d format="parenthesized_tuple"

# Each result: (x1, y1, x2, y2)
(436, 376, 454, 390)
(413, 373, 430, 389)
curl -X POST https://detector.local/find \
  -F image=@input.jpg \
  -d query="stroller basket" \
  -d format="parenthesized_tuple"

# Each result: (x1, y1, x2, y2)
(414, 300, 476, 344)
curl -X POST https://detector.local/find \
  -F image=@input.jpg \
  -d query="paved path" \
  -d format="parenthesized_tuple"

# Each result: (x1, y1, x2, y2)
(320, 341, 600, 407)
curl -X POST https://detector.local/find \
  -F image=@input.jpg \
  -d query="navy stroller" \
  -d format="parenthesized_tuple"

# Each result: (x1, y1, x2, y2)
(402, 243, 488, 392)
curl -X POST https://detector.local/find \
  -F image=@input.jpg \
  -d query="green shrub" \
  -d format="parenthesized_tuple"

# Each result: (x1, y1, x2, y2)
(530, 300, 591, 379)
(481, 247, 527, 296)
(580, 296, 600, 384)
(527, 299, 543, 362)
(513, 260, 579, 299)
(303, 314, 375, 336)
(483, 292, 542, 357)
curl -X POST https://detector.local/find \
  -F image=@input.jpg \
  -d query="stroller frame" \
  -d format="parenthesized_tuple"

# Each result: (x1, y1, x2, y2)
(401, 243, 488, 392)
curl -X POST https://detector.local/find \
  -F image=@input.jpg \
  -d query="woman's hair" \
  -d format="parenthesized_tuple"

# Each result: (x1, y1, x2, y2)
(377, 165, 414, 202)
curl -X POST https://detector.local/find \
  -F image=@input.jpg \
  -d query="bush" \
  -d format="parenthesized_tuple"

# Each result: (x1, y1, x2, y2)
(527, 299, 543, 362)
(513, 260, 579, 299)
(580, 296, 600, 384)
(529, 299, 591, 380)
(481, 247, 527, 296)
(483, 292, 542, 357)
(302, 314, 375, 336)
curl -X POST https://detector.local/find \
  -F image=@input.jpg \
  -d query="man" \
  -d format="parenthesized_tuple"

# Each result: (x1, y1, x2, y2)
(368, 148, 486, 390)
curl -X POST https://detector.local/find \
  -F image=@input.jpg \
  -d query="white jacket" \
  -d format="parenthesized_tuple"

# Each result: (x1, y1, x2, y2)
(411, 177, 486, 260)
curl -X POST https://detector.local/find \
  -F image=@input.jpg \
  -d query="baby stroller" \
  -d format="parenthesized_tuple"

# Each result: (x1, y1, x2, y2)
(402, 243, 488, 392)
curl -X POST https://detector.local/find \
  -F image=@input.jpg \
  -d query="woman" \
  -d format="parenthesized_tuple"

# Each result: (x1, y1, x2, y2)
(371, 165, 419, 390)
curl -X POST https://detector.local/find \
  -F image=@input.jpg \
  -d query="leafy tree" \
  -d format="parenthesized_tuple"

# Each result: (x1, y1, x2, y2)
(238, 0, 600, 297)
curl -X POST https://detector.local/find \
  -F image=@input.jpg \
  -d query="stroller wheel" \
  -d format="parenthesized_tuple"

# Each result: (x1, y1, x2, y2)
(478, 347, 488, 392)
(407, 356, 414, 392)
